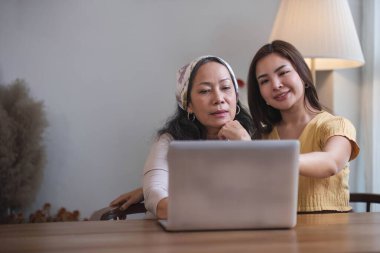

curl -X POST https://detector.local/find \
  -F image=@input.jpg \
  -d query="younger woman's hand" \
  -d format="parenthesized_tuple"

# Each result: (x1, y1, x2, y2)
(109, 187, 144, 210)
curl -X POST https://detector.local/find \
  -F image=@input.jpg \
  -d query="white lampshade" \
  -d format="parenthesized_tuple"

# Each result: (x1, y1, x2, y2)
(270, 0, 365, 71)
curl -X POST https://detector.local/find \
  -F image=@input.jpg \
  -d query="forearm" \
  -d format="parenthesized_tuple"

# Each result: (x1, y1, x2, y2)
(299, 135, 353, 178)
(143, 169, 168, 216)
(299, 152, 340, 178)
(142, 134, 171, 217)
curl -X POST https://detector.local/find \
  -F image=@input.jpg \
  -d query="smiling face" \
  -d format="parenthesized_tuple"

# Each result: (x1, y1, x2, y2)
(187, 61, 237, 137)
(255, 53, 305, 111)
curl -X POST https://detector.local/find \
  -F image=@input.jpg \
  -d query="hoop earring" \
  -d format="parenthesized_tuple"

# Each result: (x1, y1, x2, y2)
(305, 82, 310, 88)
(236, 105, 240, 115)
(187, 112, 195, 121)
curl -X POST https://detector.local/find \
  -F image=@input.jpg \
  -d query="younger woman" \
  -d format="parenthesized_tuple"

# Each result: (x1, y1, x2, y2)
(247, 40, 360, 213)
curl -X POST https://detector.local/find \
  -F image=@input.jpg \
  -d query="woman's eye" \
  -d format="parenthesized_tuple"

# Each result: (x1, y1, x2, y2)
(259, 79, 268, 85)
(199, 89, 210, 94)
(279, 70, 290, 76)
(222, 86, 231, 90)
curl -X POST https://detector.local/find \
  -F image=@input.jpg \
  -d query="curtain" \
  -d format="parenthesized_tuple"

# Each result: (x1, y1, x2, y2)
(356, 0, 380, 199)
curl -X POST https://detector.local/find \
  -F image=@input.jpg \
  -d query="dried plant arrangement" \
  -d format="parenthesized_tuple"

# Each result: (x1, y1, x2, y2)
(3, 203, 86, 224)
(0, 79, 48, 223)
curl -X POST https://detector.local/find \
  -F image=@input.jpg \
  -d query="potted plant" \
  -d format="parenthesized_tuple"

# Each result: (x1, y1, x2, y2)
(0, 79, 48, 223)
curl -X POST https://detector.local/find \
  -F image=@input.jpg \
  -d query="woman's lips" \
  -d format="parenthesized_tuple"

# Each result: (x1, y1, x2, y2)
(274, 91, 289, 101)
(210, 110, 229, 117)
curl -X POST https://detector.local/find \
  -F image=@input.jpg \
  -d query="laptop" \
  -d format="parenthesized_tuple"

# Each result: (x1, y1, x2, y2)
(159, 140, 299, 231)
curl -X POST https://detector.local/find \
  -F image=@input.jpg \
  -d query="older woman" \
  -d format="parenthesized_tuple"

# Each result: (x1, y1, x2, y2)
(111, 56, 255, 219)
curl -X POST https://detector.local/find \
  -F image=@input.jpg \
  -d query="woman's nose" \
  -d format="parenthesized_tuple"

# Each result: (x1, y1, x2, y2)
(272, 78, 283, 90)
(213, 90, 225, 104)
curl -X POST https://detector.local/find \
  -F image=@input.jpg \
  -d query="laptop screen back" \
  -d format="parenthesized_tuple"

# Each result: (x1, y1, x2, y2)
(163, 140, 299, 231)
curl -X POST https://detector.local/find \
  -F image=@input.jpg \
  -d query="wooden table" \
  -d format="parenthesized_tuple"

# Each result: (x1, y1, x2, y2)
(1, 212, 380, 253)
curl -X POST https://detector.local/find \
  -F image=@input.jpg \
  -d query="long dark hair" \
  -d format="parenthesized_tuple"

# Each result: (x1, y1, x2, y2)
(247, 40, 322, 139)
(159, 57, 256, 140)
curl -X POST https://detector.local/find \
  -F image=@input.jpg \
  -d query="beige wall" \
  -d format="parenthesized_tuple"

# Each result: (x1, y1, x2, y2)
(0, 0, 366, 217)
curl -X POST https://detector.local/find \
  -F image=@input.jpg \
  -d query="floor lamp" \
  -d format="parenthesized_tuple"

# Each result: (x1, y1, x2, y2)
(269, 0, 365, 85)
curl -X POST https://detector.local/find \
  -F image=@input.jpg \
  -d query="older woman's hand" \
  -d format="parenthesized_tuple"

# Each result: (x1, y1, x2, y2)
(156, 197, 168, 219)
(218, 120, 251, 141)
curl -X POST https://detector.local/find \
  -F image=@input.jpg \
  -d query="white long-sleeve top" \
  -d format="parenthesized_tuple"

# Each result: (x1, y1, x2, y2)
(143, 134, 173, 217)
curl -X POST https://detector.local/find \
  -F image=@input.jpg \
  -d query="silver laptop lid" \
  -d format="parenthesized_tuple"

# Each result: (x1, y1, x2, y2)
(165, 140, 299, 231)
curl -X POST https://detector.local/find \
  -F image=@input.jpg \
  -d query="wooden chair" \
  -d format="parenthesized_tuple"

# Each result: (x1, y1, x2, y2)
(90, 203, 146, 220)
(350, 193, 380, 212)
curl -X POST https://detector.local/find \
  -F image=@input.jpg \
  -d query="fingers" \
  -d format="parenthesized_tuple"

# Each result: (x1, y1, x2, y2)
(218, 121, 250, 141)
(217, 120, 234, 140)
(121, 200, 132, 210)
(217, 128, 227, 140)
(109, 187, 144, 210)
(110, 194, 132, 210)
(120, 194, 141, 211)
(109, 194, 129, 207)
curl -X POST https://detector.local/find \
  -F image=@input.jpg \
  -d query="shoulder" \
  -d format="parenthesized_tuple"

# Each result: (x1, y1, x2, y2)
(157, 133, 174, 142)
(144, 134, 174, 173)
(152, 133, 174, 150)
(314, 111, 356, 135)
(313, 111, 341, 125)
(313, 111, 359, 160)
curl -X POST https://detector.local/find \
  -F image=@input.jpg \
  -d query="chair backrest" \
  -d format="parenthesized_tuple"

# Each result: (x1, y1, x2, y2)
(350, 193, 380, 212)
(90, 203, 146, 221)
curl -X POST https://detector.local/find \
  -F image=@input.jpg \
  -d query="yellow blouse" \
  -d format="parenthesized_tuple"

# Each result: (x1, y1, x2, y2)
(265, 111, 360, 212)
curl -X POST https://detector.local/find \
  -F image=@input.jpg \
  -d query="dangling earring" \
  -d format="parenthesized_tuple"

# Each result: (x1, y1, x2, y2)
(187, 112, 195, 121)
(236, 105, 240, 115)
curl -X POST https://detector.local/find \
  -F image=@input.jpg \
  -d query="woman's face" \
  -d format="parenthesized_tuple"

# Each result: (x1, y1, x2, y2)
(187, 61, 237, 136)
(255, 53, 305, 111)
